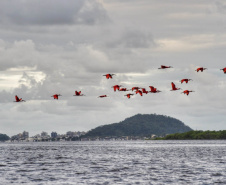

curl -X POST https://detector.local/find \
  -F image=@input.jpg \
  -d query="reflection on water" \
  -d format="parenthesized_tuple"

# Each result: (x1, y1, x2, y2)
(0, 140, 226, 184)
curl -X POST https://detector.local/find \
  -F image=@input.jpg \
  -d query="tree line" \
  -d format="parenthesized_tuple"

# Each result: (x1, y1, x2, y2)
(157, 130, 226, 140)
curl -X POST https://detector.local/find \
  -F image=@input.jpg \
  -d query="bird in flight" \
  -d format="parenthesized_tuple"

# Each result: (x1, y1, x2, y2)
(158, 65, 173, 69)
(73, 91, 85, 96)
(14, 95, 25, 102)
(220, 67, 226, 74)
(195, 67, 207, 72)
(103, 74, 115, 79)
(112, 85, 122, 92)
(136, 90, 143, 96)
(51, 94, 62, 100)
(180, 79, 192, 84)
(181, 90, 194, 96)
(141, 88, 149, 94)
(125, 93, 134, 99)
(119, 88, 129, 91)
(149, 86, 161, 93)
(98, 95, 108, 98)
(170, 82, 181, 91)
(131, 87, 141, 91)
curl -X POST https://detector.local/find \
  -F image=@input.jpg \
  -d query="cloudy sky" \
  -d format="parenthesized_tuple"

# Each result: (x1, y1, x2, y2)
(0, 0, 226, 136)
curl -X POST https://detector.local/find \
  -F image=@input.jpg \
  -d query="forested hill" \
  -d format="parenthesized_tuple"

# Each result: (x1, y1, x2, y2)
(83, 114, 193, 138)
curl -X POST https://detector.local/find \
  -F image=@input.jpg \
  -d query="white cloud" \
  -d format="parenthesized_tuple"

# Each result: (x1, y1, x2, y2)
(155, 34, 226, 52)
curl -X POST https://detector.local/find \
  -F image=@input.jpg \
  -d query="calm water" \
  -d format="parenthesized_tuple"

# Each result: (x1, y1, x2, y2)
(0, 140, 226, 185)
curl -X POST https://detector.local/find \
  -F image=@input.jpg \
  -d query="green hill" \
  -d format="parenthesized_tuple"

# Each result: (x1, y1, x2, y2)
(82, 114, 192, 138)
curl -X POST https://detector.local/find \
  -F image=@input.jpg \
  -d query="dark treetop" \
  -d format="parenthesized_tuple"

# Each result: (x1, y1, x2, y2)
(0, 134, 10, 141)
(159, 130, 226, 140)
(82, 114, 193, 138)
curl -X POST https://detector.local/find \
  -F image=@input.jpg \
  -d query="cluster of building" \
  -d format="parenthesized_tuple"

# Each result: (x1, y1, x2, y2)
(80, 135, 158, 141)
(10, 131, 86, 142)
(9, 131, 160, 142)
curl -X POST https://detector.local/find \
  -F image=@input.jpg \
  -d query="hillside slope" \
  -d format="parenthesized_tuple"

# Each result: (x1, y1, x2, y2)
(83, 114, 193, 138)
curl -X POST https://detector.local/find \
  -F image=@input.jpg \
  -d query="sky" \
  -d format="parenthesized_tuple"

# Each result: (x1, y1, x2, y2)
(0, 0, 226, 136)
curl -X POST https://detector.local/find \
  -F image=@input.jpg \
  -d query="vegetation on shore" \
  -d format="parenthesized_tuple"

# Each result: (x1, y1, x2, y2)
(0, 134, 10, 141)
(155, 130, 226, 140)
(82, 114, 192, 138)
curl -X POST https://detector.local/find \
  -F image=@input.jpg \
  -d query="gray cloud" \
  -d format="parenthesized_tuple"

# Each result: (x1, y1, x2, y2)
(215, 1, 226, 14)
(106, 30, 155, 48)
(0, 0, 109, 25)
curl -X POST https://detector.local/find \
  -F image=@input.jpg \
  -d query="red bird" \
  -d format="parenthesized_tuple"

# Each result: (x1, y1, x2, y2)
(136, 90, 143, 96)
(149, 86, 161, 93)
(195, 67, 207, 72)
(158, 65, 173, 69)
(181, 90, 194, 96)
(112, 85, 122, 92)
(98, 95, 108, 98)
(131, 87, 141, 91)
(51, 94, 62, 100)
(141, 88, 149, 94)
(73, 91, 84, 96)
(220, 67, 226, 74)
(119, 88, 129, 91)
(124, 93, 134, 99)
(180, 79, 192, 84)
(103, 74, 115, 79)
(14, 95, 25, 102)
(170, 82, 181, 91)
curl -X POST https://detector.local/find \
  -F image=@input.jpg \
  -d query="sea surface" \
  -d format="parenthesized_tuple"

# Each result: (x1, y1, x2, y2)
(0, 140, 226, 185)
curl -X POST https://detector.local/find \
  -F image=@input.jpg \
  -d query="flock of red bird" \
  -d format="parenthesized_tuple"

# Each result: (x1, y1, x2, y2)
(14, 65, 226, 102)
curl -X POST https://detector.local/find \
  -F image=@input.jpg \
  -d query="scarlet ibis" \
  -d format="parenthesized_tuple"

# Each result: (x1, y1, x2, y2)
(131, 87, 141, 91)
(158, 65, 173, 69)
(195, 67, 207, 72)
(112, 85, 122, 92)
(124, 93, 134, 99)
(149, 86, 161, 93)
(73, 91, 84, 96)
(103, 74, 115, 79)
(51, 94, 62, 100)
(181, 90, 194, 96)
(141, 88, 149, 94)
(220, 67, 226, 74)
(136, 90, 143, 96)
(180, 79, 192, 84)
(119, 88, 129, 91)
(14, 95, 25, 102)
(170, 82, 181, 91)
(98, 95, 108, 98)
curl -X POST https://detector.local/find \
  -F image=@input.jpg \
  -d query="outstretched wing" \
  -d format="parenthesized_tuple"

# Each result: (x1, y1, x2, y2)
(171, 82, 176, 90)
(75, 91, 81, 95)
(15, 95, 20, 102)
(136, 90, 143, 96)
(149, 86, 155, 92)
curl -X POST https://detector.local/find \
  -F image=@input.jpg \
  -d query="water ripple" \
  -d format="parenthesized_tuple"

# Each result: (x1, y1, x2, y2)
(0, 140, 226, 184)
